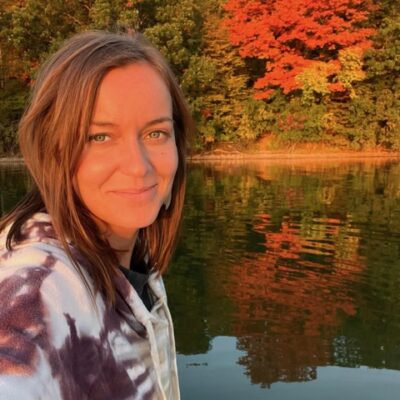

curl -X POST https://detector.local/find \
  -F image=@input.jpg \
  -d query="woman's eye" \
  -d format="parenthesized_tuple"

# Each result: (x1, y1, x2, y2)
(147, 131, 166, 140)
(88, 133, 109, 142)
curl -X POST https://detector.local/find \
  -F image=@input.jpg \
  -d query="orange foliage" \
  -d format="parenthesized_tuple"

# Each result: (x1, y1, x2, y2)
(224, 0, 377, 98)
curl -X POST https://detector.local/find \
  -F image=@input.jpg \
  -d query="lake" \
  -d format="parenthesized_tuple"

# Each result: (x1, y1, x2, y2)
(1, 159, 400, 399)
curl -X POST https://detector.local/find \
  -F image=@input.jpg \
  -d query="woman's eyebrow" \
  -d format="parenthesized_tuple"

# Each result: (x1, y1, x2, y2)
(90, 117, 173, 128)
(90, 121, 118, 127)
(142, 117, 174, 129)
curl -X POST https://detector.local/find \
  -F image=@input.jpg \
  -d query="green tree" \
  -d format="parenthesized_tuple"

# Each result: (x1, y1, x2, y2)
(139, 0, 202, 75)
(89, 0, 139, 31)
(362, 0, 400, 148)
(0, 0, 93, 154)
(323, 0, 400, 149)
(181, 0, 274, 147)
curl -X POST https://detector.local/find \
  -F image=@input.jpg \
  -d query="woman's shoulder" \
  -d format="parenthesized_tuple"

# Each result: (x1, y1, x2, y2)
(0, 215, 107, 397)
(1, 212, 82, 282)
(0, 212, 101, 322)
(1, 212, 63, 253)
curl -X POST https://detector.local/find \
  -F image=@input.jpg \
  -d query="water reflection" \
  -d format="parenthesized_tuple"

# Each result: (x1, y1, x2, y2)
(229, 212, 364, 386)
(178, 336, 400, 400)
(2, 159, 400, 398)
(167, 159, 400, 396)
(0, 162, 30, 214)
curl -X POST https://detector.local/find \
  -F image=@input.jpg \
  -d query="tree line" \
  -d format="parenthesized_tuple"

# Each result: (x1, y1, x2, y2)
(0, 0, 399, 155)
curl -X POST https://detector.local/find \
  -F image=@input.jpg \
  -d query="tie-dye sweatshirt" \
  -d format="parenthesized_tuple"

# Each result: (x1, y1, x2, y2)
(0, 212, 180, 400)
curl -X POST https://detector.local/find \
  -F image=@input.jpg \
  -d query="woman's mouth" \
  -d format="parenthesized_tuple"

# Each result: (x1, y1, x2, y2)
(109, 184, 158, 199)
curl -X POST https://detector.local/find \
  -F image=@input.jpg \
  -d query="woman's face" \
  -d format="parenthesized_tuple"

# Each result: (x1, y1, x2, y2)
(75, 63, 178, 241)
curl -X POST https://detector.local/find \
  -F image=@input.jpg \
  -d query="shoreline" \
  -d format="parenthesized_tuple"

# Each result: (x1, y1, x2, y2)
(0, 157, 25, 164)
(1, 150, 399, 164)
(188, 149, 400, 162)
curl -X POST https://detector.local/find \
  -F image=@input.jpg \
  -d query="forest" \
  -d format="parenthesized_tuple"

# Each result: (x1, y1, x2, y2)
(0, 0, 399, 155)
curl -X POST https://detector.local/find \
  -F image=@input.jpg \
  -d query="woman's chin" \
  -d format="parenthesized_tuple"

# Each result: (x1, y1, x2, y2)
(106, 214, 160, 238)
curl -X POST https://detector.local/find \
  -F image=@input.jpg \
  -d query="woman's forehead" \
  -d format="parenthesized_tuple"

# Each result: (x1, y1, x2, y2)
(91, 63, 173, 125)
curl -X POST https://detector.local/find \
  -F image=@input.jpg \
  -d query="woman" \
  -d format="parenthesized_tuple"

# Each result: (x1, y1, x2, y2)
(0, 31, 193, 400)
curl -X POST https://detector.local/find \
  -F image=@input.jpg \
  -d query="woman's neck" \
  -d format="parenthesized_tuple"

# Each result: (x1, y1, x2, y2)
(106, 230, 138, 269)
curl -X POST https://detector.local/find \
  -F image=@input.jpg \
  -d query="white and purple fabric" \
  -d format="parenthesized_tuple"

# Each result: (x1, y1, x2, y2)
(0, 213, 180, 400)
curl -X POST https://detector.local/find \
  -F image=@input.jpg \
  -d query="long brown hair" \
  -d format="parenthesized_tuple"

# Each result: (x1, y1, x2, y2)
(0, 31, 194, 304)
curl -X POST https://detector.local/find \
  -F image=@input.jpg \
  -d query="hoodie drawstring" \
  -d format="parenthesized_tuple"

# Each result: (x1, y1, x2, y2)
(162, 302, 180, 399)
(145, 319, 167, 400)
(144, 299, 181, 400)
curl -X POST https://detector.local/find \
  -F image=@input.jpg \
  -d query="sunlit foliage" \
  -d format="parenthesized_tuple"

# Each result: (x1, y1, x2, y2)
(0, 0, 399, 152)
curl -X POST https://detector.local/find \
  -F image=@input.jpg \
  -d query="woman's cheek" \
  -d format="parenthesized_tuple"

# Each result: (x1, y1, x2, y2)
(75, 150, 110, 199)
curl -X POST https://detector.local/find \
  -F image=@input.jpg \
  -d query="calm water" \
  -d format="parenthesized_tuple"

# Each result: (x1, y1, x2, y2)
(1, 159, 400, 399)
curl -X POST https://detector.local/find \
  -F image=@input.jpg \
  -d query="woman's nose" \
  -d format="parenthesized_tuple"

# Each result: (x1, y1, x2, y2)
(119, 136, 152, 176)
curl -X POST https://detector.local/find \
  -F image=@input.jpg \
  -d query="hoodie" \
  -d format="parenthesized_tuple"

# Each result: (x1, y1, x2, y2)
(0, 212, 180, 400)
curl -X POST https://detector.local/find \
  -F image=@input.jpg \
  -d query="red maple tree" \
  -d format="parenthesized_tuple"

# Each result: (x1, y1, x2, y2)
(224, 0, 377, 98)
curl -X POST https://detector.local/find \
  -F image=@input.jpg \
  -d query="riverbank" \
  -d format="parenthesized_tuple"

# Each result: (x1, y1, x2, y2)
(187, 139, 400, 161)
(2, 150, 400, 165)
(188, 151, 400, 162)
(0, 157, 24, 164)
(2, 142, 400, 165)
(188, 149, 400, 162)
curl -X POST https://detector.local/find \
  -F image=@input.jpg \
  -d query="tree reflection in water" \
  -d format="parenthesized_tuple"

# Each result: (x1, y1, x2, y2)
(229, 213, 364, 387)
(168, 158, 400, 391)
(2, 159, 400, 394)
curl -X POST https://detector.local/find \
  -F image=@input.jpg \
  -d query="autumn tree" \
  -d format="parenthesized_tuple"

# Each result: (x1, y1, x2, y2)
(321, 0, 400, 149)
(180, 0, 273, 146)
(224, 0, 377, 99)
(0, 0, 94, 154)
(1, 0, 399, 153)
(0, 0, 203, 153)
(361, 0, 400, 148)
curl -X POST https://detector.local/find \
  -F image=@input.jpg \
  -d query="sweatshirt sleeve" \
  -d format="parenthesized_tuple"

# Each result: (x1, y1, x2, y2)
(0, 254, 63, 399)
(0, 245, 102, 400)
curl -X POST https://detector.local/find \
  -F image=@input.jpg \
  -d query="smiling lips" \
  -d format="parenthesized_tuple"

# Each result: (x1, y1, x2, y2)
(109, 184, 158, 199)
